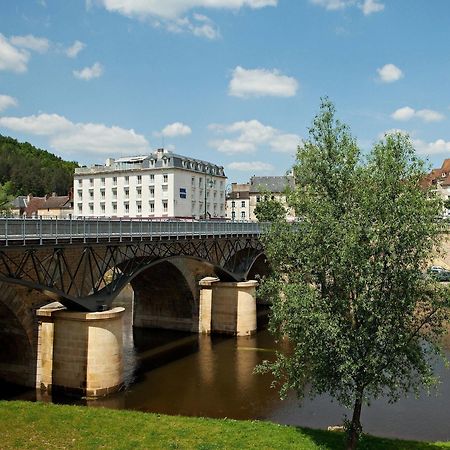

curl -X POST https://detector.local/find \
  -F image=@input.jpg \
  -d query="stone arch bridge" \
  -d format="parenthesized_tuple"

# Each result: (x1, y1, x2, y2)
(0, 218, 269, 397)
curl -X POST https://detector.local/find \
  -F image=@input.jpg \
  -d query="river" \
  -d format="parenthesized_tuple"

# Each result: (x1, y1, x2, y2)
(2, 295, 450, 442)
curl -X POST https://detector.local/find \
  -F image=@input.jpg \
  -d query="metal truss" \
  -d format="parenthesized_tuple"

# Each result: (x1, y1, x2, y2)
(0, 237, 264, 311)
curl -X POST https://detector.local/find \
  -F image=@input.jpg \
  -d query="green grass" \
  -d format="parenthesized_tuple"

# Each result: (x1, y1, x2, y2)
(0, 401, 449, 449)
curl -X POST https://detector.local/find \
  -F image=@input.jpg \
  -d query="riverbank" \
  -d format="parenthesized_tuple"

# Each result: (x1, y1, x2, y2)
(0, 401, 449, 449)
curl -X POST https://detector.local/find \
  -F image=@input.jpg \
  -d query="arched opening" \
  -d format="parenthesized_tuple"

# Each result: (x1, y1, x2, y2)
(246, 253, 271, 281)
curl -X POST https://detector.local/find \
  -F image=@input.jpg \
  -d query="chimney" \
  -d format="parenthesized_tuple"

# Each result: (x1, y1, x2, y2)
(52, 192, 57, 197)
(27, 193, 33, 203)
(45, 194, 50, 200)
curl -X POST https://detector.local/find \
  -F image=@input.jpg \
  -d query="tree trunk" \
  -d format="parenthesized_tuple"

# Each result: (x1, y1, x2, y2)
(346, 390, 363, 450)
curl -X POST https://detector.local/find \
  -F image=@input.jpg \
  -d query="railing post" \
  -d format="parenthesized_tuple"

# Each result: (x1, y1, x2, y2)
(5, 217, 8, 247)
(55, 217, 58, 244)
(96, 217, 99, 243)
(83, 217, 86, 244)
(22, 215, 25, 246)
(119, 218, 122, 243)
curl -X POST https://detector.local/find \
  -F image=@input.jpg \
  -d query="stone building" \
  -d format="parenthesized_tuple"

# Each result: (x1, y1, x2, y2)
(73, 148, 227, 219)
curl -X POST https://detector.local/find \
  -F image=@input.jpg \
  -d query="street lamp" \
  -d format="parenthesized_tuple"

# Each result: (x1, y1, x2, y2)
(204, 173, 213, 220)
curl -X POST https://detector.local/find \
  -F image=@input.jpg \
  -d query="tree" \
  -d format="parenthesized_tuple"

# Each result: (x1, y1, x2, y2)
(0, 181, 14, 214)
(254, 190, 286, 222)
(257, 99, 450, 449)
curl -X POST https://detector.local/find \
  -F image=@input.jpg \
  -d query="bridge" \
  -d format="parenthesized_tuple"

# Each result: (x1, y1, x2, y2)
(0, 218, 269, 398)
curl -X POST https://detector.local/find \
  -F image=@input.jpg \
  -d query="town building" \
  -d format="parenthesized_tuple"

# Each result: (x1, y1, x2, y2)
(249, 175, 295, 221)
(226, 183, 250, 221)
(10, 193, 73, 218)
(423, 158, 450, 219)
(73, 148, 227, 219)
(226, 175, 295, 221)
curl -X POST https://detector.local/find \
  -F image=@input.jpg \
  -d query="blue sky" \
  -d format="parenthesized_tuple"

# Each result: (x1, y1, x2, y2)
(0, 0, 449, 183)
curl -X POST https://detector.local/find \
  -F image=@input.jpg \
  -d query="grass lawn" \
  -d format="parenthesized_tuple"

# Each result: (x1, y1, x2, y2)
(0, 400, 449, 449)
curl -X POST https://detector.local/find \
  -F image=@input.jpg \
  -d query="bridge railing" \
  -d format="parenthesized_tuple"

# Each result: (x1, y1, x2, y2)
(0, 217, 269, 246)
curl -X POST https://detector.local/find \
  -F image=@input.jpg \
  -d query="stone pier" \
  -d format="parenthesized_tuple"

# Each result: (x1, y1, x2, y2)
(36, 305, 124, 398)
(199, 278, 258, 336)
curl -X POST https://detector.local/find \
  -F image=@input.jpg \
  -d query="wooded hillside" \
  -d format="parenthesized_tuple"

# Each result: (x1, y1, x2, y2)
(0, 135, 78, 196)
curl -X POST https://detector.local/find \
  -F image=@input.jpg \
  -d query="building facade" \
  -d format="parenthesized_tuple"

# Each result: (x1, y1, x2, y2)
(249, 175, 295, 221)
(10, 193, 73, 218)
(424, 158, 450, 219)
(73, 149, 227, 219)
(226, 183, 250, 221)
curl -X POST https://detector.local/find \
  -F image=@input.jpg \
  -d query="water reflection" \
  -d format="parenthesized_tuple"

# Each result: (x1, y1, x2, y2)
(1, 293, 449, 442)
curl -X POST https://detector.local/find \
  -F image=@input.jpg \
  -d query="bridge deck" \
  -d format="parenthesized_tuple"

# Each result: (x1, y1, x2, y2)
(0, 218, 267, 247)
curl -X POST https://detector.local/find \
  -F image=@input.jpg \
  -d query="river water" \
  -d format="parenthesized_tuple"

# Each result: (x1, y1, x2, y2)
(3, 296, 450, 442)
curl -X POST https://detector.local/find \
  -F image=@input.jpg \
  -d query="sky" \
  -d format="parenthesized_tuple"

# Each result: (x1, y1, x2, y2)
(0, 0, 449, 183)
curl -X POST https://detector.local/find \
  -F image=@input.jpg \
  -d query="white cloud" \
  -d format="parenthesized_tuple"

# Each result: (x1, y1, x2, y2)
(377, 63, 403, 83)
(95, 0, 277, 20)
(66, 40, 86, 58)
(310, 0, 354, 11)
(391, 106, 444, 123)
(391, 106, 415, 121)
(311, 0, 384, 14)
(73, 62, 104, 80)
(209, 119, 299, 155)
(92, 0, 276, 38)
(360, 0, 384, 15)
(413, 139, 450, 156)
(228, 161, 275, 172)
(10, 34, 50, 53)
(229, 66, 298, 98)
(0, 34, 29, 73)
(160, 122, 192, 137)
(0, 113, 149, 156)
(415, 109, 445, 123)
(0, 95, 18, 112)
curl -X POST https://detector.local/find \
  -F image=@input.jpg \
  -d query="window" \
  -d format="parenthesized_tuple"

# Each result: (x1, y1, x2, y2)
(163, 174, 168, 183)
(137, 175, 142, 184)
(89, 191, 94, 199)
(100, 189, 105, 199)
(112, 203, 117, 213)
(149, 202, 154, 213)
(89, 204, 94, 213)
(124, 188, 129, 199)
(150, 174, 155, 182)
(101, 177, 105, 186)
(256, 196, 260, 203)
(162, 185, 168, 192)
(149, 187, 155, 198)
(241, 201, 245, 208)
(136, 202, 142, 213)
(124, 203, 129, 214)
(191, 177, 195, 186)
(89, 178, 94, 186)
(163, 201, 168, 213)
(241, 211, 246, 219)
(136, 188, 142, 198)
(101, 204, 105, 213)
(231, 211, 236, 220)
(112, 188, 117, 199)
(78, 204, 82, 213)
(113, 177, 117, 186)
(124, 176, 129, 185)
(77, 190, 82, 198)
(199, 178, 203, 187)
(231, 201, 235, 208)
(78, 179, 82, 186)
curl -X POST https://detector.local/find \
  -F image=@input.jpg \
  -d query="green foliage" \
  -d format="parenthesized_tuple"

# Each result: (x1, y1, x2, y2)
(444, 198, 450, 211)
(257, 99, 450, 448)
(254, 190, 286, 222)
(0, 135, 78, 196)
(0, 401, 449, 449)
(0, 181, 15, 213)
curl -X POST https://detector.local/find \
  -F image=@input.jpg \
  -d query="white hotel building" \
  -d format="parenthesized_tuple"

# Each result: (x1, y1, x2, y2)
(73, 148, 227, 219)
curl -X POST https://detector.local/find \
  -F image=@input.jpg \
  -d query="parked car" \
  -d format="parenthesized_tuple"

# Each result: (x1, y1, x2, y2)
(428, 266, 450, 282)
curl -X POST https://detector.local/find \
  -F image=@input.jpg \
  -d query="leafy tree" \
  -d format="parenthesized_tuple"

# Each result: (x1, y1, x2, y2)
(0, 181, 14, 213)
(254, 190, 286, 222)
(0, 135, 78, 197)
(444, 197, 450, 211)
(257, 100, 450, 449)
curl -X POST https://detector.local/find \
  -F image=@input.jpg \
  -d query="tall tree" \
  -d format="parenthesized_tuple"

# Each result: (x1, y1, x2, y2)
(0, 181, 14, 213)
(254, 190, 286, 223)
(257, 100, 450, 449)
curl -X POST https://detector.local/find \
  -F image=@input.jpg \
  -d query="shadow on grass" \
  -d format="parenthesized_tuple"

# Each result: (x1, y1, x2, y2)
(297, 426, 448, 450)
